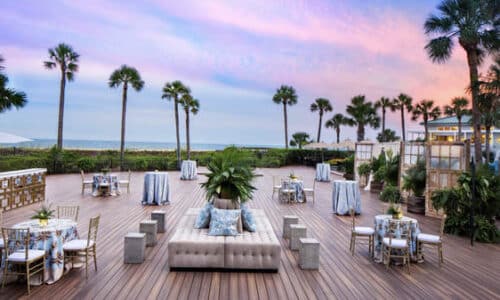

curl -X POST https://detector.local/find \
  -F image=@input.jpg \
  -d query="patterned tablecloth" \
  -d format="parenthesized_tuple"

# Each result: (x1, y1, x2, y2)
(180, 160, 197, 180)
(10, 218, 79, 284)
(315, 163, 331, 182)
(332, 180, 361, 215)
(281, 179, 305, 202)
(142, 171, 170, 205)
(373, 215, 421, 263)
(92, 174, 119, 196)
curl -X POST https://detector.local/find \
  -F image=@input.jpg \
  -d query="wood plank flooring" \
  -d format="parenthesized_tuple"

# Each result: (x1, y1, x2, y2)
(1, 166, 499, 299)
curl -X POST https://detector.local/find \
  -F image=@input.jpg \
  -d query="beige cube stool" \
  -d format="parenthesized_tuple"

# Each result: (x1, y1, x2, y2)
(283, 215, 299, 239)
(299, 238, 320, 269)
(139, 220, 158, 247)
(289, 224, 307, 250)
(124, 233, 146, 264)
(151, 210, 166, 233)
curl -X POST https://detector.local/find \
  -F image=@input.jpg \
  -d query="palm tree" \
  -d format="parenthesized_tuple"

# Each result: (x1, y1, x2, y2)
(162, 81, 190, 168)
(424, 0, 499, 163)
(478, 57, 500, 161)
(272, 85, 298, 149)
(290, 132, 311, 149)
(179, 92, 200, 160)
(377, 129, 400, 143)
(443, 97, 470, 141)
(310, 98, 333, 142)
(391, 93, 413, 141)
(374, 97, 393, 142)
(44, 43, 79, 149)
(345, 95, 380, 142)
(325, 113, 352, 143)
(109, 65, 145, 170)
(0, 55, 27, 113)
(411, 99, 442, 142)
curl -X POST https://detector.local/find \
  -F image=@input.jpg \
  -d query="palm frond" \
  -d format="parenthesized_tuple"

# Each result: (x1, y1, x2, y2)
(425, 36, 454, 63)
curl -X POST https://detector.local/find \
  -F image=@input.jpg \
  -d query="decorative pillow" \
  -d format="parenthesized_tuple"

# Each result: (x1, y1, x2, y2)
(194, 202, 213, 229)
(208, 207, 241, 236)
(240, 203, 256, 232)
(214, 198, 243, 233)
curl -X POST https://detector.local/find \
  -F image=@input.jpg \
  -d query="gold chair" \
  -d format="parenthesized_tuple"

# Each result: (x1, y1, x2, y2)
(63, 215, 100, 279)
(417, 214, 446, 267)
(272, 175, 282, 198)
(119, 170, 131, 193)
(0, 211, 4, 261)
(349, 208, 374, 257)
(2, 228, 45, 295)
(383, 220, 411, 273)
(81, 170, 94, 194)
(57, 205, 80, 222)
(303, 180, 316, 204)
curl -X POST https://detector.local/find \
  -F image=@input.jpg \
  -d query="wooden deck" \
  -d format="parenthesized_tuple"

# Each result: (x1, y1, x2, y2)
(1, 166, 499, 299)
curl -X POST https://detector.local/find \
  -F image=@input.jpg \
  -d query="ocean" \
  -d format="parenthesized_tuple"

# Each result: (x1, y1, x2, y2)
(2, 139, 281, 151)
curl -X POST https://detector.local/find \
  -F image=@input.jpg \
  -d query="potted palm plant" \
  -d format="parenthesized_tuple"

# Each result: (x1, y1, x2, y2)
(31, 204, 55, 226)
(201, 147, 257, 204)
(370, 152, 386, 193)
(357, 162, 371, 188)
(402, 159, 426, 214)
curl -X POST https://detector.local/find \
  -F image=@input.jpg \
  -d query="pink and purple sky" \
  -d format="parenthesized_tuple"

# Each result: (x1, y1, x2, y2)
(0, 0, 482, 145)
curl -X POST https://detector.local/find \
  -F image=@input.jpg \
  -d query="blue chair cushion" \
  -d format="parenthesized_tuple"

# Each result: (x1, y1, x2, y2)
(194, 202, 213, 229)
(208, 207, 241, 236)
(240, 203, 256, 232)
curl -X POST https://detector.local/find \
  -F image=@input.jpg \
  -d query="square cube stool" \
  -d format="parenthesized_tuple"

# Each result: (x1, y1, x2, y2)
(299, 238, 320, 270)
(140, 220, 158, 247)
(283, 215, 299, 239)
(289, 224, 307, 250)
(151, 210, 166, 233)
(124, 233, 146, 264)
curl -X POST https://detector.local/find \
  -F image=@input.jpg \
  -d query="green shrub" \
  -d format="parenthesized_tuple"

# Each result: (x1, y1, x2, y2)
(379, 184, 401, 203)
(77, 157, 96, 172)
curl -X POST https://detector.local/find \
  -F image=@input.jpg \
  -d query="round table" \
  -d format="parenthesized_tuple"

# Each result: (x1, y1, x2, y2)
(180, 160, 197, 180)
(332, 180, 361, 215)
(92, 174, 119, 196)
(373, 215, 421, 263)
(315, 163, 331, 182)
(281, 179, 305, 202)
(142, 171, 170, 205)
(11, 218, 79, 284)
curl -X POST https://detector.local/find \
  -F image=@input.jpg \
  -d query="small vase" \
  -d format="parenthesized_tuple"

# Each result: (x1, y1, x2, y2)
(39, 218, 49, 226)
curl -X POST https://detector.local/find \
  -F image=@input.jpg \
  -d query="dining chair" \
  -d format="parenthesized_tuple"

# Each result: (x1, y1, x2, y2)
(81, 170, 93, 195)
(2, 228, 45, 295)
(349, 208, 374, 257)
(417, 214, 446, 267)
(0, 211, 4, 260)
(272, 176, 282, 198)
(57, 205, 80, 222)
(279, 179, 295, 203)
(303, 180, 316, 204)
(383, 219, 411, 273)
(118, 170, 131, 193)
(63, 215, 100, 279)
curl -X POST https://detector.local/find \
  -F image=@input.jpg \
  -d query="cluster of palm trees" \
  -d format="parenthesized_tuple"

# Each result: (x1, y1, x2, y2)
(43, 43, 200, 170)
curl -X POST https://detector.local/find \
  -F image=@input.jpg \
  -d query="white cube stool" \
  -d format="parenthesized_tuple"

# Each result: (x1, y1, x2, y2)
(124, 233, 146, 264)
(299, 238, 320, 269)
(151, 210, 166, 233)
(140, 220, 158, 247)
(283, 215, 299, 239)
(289, 224, 307, 250)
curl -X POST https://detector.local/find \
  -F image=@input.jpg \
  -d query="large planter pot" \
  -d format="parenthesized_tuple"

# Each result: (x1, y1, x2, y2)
(370, 181, 383, 194)
(407, 195, 425, 214)
(343, 173, 354, 180)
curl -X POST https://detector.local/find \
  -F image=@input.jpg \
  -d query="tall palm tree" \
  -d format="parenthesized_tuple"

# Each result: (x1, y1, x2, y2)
(391, 93, 413, 141)
(325, 113, 352, 143)
(411, 99, 442, 142)
(290, 132, 311, 149)
(374, 97, 393, 142)
(44, 43, 79, 149)
(109, 65, 144, 170)
(345, 95, 380, 142)
(424, 0, 499, 164)
(0, 55, 27, 113)
(162, 81, 190, 168)
(310, 98, 333, 142)
(179, 92, 199, 160)
(443, 97, 470, 141)
(272, 85, 298, 149)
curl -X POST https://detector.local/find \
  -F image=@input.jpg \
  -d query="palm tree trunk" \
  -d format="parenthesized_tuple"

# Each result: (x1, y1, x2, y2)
(382, 108, 386, 134)
(185, 107, 191, 160)
(357, 124, 364, 142)
(120, 82, 128, 171)
(466, 49, 482, 164)
(317, 111, 323, 142)
(57, 68, 66, 150)
(458, 117, 462, 141)
(485, 123, 491, 163)
(336, 127, 340, 143)
(174, 97, 181, 169)
(283, 102, 288, 149)
(401, 107, 406, 142)
(424, 120, 429, 142)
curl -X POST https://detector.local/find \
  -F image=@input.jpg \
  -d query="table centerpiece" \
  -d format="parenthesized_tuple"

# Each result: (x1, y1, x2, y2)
(31, 204, 55, 226)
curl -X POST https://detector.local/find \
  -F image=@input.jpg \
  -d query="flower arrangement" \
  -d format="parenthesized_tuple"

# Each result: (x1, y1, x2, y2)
(387, 203, 403, 219)
(31, 204, 55, 226)
(289, 172, 298, 180)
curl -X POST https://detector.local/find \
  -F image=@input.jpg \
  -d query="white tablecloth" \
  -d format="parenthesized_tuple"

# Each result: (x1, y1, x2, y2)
(332, 180, 361, 215)
(315, 163, 331, 181)
(180, 160, 197, 180)
(142, 171, 170, 205)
